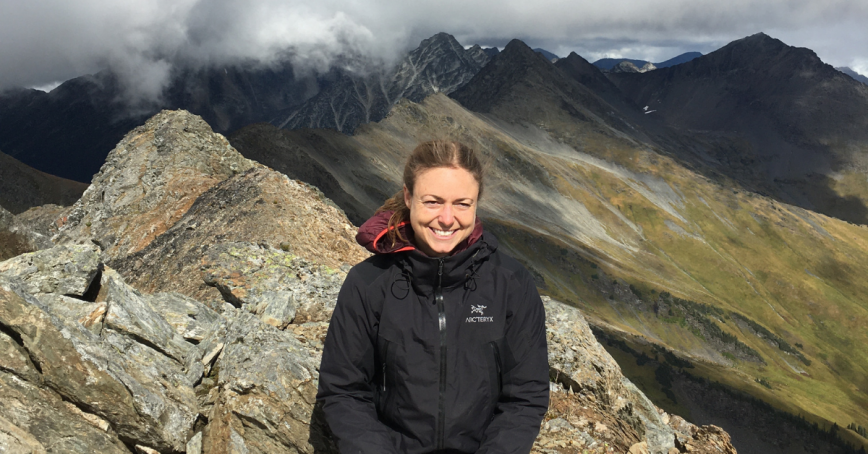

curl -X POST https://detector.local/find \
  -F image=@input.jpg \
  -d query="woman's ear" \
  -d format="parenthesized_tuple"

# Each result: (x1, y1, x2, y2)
(403, 185, 411, 208)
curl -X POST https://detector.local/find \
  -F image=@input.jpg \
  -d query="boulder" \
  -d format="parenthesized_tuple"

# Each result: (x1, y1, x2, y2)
(0, 244, 100, 296)
(0, 372, 130, 454)
(201, 242, 346, 328)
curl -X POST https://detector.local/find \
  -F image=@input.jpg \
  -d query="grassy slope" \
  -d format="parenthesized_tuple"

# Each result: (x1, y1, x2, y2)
(246, 93, 868, 444)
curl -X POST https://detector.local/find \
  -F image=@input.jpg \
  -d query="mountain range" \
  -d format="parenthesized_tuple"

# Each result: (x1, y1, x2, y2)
(3, 30, 868, 453)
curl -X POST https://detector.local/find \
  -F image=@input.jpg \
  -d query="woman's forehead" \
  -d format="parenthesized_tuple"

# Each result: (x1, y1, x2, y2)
(412, 167, 480, 198)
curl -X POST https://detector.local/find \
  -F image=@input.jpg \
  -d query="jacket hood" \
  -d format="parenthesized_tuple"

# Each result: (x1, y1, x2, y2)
(356, 210, 484, 256)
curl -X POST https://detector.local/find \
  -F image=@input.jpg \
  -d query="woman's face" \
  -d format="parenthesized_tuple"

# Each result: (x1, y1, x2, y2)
(404, 166, 480, 257)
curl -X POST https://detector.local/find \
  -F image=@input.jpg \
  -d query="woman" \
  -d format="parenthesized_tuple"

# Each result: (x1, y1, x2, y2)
(317, 140, 549, 453)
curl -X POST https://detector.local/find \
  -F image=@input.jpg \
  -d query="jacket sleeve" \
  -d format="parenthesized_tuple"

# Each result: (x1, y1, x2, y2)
(476, 269, 549, 454)
(316, 267, 399, 453)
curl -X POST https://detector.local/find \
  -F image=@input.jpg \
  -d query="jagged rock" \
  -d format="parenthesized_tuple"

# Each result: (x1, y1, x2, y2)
(202, 308, 334, 453)
(0, 272, 199, 452)
(101, 267, 195, 363)
(53, 110, 256, 258)
(542, 296, 736, 454)
(545, 296, 673, 453)
(109, 167, 368, 303)
(0, 372, 130, 454)
(201, 242, 346, 327)
(0, 244, 100, 296)
(146, 291, 222, 343)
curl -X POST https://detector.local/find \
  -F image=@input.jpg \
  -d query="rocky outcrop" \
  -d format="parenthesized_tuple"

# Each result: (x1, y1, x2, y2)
(540, 298, 734, 454)
(54, 110, 256, 258)
(108, 166, 367, 303)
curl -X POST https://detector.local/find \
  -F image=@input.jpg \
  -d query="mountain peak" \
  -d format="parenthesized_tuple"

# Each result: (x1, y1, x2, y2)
(418, 31, 461, 48)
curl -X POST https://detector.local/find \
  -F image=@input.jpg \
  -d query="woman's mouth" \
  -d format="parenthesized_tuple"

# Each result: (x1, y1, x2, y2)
(430, 227, 456, 238)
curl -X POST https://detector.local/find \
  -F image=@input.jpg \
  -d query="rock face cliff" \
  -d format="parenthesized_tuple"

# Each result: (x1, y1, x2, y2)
(0, 110, 734, 453)
(276, 32, 490, 134)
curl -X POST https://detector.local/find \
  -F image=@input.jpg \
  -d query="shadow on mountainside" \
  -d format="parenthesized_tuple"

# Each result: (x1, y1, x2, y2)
(655, 128, 868, 226)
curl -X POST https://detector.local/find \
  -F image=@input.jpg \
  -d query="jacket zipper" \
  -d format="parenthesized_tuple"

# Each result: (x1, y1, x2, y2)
(490, 342, 502, 394)
(382, 342, 388, 393)
(436, 257, 447, 451)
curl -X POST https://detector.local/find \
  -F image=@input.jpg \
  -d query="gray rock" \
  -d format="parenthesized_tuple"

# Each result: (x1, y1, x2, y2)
(186, 431, 203, 454)
(0, 328, 41, 383)
(102, 267, 193, 363)
(53, 110, 256, 259)
(544, 296, 676, 454)
(0, 274, 198, 452)
(201, 242, 345, 328)
(147, 291, 221, 343)
(33, 294, 107, 334)
(203, 308, 332, 453)
(0, 372, 130, 454)
(0, 244, 100, 296)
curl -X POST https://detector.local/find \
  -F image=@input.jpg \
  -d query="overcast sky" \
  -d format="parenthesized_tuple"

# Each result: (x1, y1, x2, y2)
(3, 0, 867, 98)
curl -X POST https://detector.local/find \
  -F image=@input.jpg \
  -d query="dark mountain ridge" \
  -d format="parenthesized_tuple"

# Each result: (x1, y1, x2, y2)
(607, 32, 868, 224)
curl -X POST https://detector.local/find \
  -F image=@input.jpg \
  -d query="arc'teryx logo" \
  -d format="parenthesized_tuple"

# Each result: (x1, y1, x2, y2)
(466, 305, 493, 323)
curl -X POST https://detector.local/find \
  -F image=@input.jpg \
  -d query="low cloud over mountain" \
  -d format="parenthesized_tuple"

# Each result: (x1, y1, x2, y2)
(2, 0, 867, 105)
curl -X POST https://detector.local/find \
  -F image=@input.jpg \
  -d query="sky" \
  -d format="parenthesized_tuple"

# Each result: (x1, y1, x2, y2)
(3, 0, 867, 99)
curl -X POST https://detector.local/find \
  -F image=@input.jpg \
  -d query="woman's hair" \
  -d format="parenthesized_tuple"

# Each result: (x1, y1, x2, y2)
(377, 140, 484, 245)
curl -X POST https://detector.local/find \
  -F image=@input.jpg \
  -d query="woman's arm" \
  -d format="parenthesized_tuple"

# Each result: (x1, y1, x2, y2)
(316, 267, 399, 453)
(476, 268, 550, 454)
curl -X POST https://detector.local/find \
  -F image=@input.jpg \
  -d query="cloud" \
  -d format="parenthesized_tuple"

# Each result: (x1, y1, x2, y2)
(1, 0, 866, 101)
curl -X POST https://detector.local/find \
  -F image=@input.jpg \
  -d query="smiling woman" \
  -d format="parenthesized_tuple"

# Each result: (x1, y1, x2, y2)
(317, 140, 550, 453)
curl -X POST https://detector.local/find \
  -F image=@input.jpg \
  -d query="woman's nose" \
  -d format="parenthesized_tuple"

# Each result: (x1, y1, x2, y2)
(438, 204, 454, 225)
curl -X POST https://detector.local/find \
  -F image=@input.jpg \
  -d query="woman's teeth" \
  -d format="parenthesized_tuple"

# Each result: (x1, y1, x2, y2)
(432, 228, 455, 236)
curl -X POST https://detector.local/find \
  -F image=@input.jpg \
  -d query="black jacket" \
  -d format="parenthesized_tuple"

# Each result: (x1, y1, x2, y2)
(316, 232, 549, 453)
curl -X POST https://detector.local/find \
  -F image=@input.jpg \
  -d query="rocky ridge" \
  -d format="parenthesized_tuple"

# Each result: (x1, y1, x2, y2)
(0, 109, 735, 453)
